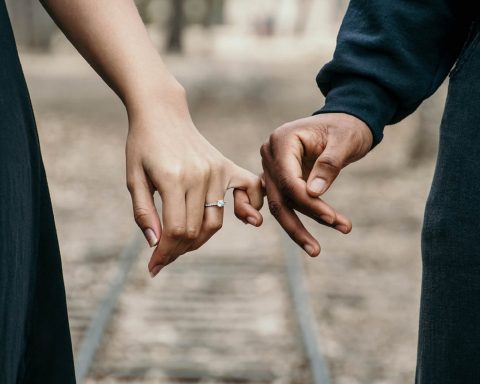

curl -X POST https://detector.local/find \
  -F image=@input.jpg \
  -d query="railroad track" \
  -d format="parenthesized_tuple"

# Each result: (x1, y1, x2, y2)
(68, 223, 330, 384)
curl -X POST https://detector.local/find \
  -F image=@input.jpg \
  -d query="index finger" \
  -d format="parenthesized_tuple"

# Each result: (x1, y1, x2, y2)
(263, 166, 320, 257)
(148, 188, 187, 274)
(266, 137, 350, 229)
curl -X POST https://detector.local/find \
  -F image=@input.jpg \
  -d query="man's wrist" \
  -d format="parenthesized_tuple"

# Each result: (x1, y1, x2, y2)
(340, 113, 374, 153)
(312, 112, 374, 153)
(315, 75, 397, 147)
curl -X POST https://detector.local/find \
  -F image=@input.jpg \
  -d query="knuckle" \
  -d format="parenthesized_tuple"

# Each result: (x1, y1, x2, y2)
(260, 142, 270, 159)
(188, 169, 208, 186)
(267, 125, 291, 153)
(268, 200, 283, 218)
(269, 129, 283, 144)
(206, 162, 225, 182)
(133, 206, 150, 225)
(207, 220, 223, 233)
(126, 179, 136, 193)
(252, 176, 263, 191)
(165, 225, 186, 239)
(162, 166, 185, 181)
(243, 174, 258, 190)
(185, 227, 201, 240)
(248, 172, 261, 186)
(276, 122, 293, 135)
(196, 161, 212, 177)
(319, 155, 342, 171)
(268, 123, 295, 158)
(207, 157, 224, 172)
(277, 176, 295, 196)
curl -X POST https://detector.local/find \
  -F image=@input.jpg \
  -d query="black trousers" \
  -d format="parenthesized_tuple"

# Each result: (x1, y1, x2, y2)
(0, 2, 76, 383)
(416, 23, 480, 383)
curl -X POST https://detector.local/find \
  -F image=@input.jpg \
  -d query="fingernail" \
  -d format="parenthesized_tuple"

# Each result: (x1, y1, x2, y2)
(304, 244, 315, 256)
(149, 264, 163, 278)
(144, 228, 158, 248)
(320, 215, 334, 225)
(336, 224, 350, 234)
(309, 178, 326, 194)
(247, 217, 257, 226)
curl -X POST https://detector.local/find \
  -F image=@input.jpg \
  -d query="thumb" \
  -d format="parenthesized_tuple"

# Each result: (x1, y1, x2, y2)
(128, 175, 162, 247)
(307, 141, 350, 197)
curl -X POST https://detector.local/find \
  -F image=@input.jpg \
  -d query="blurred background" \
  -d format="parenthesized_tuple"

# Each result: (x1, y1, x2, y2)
(6, 1, 447, 383)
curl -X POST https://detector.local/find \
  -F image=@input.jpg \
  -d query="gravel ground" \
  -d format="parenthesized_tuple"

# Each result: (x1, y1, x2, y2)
(87, 218, 309, 384)
(21, 33, 446, 383)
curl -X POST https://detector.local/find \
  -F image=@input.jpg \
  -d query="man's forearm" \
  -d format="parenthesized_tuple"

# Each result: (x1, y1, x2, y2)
(316, 0, 471, 146)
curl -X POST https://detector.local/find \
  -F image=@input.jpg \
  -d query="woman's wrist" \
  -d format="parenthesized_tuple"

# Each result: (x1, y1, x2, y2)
(123, 74, 189, 122)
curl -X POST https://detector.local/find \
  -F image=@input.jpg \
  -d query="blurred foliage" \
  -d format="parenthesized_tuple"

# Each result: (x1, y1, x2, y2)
(135, 0, 225, 52)
(6, 0, 55, 49)
(135, 0, 224, 27)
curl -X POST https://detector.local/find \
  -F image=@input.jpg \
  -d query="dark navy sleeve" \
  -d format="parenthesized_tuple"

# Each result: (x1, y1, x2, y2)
(315, 1, 471, 146)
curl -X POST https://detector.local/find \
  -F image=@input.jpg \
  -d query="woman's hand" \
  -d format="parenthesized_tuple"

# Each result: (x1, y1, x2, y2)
(126, 85, 264, 277)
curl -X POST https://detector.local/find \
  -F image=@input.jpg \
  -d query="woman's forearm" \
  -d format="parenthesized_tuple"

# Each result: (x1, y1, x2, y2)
(40, 0, 185, 116)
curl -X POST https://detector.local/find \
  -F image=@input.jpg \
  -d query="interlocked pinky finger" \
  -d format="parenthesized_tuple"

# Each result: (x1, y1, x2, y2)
(233, 189, 263, 227)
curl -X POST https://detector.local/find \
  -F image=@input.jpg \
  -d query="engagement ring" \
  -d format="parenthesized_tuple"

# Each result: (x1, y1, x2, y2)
(205, 200, 226, 208)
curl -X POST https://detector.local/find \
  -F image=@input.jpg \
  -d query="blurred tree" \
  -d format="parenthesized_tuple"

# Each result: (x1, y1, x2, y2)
(203, 0, 225, 28)
(294, 0, 313, 35)
(6, 0, 55, 49)
(135, 0, 153, 23)
(166, 0, 185, 53)
(141, 0, 226, 53)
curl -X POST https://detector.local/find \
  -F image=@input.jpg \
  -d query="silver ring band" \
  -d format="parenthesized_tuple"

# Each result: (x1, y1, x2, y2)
(205, 200, 226, 208)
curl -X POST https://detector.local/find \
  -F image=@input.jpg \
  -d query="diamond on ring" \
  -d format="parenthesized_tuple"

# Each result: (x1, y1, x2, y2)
(205, 200, 226, 208)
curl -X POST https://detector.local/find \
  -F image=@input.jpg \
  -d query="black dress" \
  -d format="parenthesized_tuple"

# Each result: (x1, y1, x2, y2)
(0, 1, 76, 383)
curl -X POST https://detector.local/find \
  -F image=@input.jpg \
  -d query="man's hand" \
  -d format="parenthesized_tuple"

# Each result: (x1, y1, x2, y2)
(261, 113, 373, 256)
